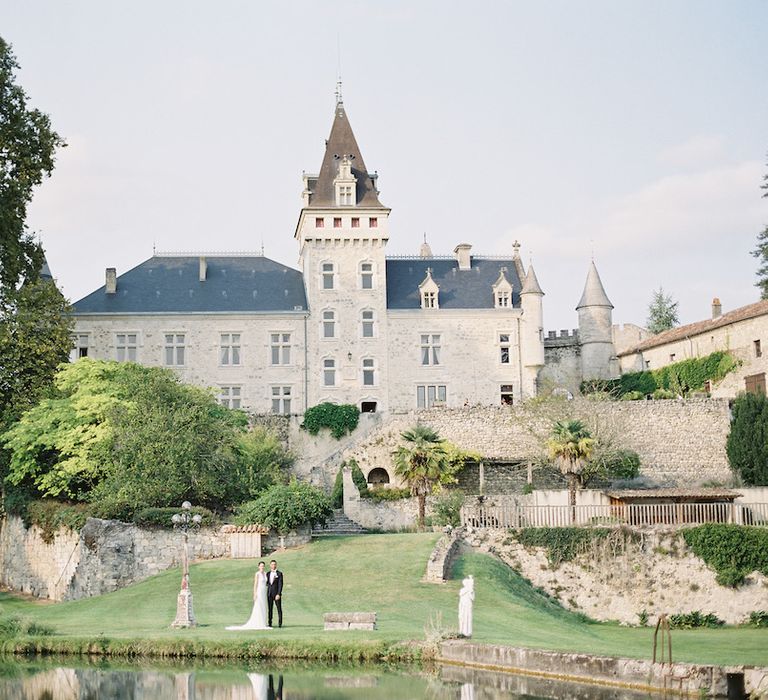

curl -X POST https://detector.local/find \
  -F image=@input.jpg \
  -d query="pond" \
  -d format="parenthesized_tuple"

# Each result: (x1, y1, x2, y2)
(0, 657, 662, 699)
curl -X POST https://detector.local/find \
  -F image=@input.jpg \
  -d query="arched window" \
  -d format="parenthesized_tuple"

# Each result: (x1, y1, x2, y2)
(361, 309, 375, 338)
(367, 468, 390, 485)
(323, 358, 336, 386)
(322, 309, 336, 339)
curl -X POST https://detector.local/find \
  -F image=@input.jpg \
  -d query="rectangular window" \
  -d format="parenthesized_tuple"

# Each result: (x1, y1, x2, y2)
(420, 334, 441, 365)
(351, 217, 360, 228)
(362, 358, 375, 386)
(70, 334, 89, 362)
(323, 358, 336, 386)
(669, 353, 676, 362)
(361, 310, 374, 338)
(270, 333, 291, 365)
(333, 217, 342, 228)
(271, 386, 292, 414)
(338, 185, 354, 205)
(360, 262, 373, 289)
(645, 360, 651, 369)
(315, 217, 324, 228)
(219, 386, 241, 409)
(501, 384, 514, 405)
(369, 217, 378, 228)
(116, 333, 138, 362)
(755, 339, 762, 358)
(322, 263, 334, 290)
(164, 333, 186, 366)
(496, 291, 510, 308)
(323, 311, 335, 338)
(220, 333, 241, 366)
(422, 291, 437, 309)
(499, 333, 510, 364)
(417, 384, 447, 408)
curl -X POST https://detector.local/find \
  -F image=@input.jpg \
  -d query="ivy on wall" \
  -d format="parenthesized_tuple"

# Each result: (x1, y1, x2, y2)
(581, 350, 739, 398)
(301, 403, 360, 439)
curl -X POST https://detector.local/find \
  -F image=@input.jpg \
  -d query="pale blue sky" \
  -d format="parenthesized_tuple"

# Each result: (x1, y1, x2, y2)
(2, 1, 767, 329)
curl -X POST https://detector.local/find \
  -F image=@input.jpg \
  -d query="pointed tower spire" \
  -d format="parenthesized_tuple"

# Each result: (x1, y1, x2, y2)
(576, 261, 612, 309)
(307, 98, 383, 209)
(521, 264, 544, 296)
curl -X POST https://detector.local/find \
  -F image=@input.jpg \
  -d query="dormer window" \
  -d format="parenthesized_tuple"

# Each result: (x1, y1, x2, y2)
(492, 267, 514, 309)
(418, 268, 440, 310)
(334, 155, 357, 207)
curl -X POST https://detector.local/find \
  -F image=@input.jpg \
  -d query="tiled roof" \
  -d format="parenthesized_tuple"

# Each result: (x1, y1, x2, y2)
(306, 101, 384, 209)
(386, 258, 522, 309)
(72, 256, 308, 314)
(618, 299, 768, 356)
(605, 488, 741, 500)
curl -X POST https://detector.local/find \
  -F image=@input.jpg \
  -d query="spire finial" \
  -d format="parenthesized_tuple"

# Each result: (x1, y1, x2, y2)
(512, 240, 521, 258)
(335, 78, 343, 106)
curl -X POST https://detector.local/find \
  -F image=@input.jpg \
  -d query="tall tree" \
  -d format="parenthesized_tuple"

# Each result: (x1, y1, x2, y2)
(646, 287, 679, 335)
(726, 393, 768, 486)
(0, 36, 65, 298)
(751, 159, 768, 300)
(546, 419, 595, 523)
(392, 425, 455, 528)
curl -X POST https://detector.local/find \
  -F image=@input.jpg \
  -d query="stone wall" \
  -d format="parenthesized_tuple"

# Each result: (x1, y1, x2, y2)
(342, 467, 428, 530)
(341, 399, 732, 488)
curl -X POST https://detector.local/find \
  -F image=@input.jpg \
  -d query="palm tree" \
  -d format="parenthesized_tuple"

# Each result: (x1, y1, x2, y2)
(392, 425, 450, 528)
(546, 420, 595, 523)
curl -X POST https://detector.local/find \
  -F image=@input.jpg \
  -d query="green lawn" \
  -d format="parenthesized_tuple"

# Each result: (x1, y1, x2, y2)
(0, 533, 765, 666)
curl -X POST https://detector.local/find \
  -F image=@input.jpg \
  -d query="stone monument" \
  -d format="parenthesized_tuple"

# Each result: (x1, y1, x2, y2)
(458, 575, 475, 637)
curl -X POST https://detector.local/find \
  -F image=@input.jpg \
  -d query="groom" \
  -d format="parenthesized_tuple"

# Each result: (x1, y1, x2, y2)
(267, 559, 283, 628)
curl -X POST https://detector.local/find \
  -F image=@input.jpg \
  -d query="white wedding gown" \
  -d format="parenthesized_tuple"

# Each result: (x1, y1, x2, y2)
(226, 571, 271, 630)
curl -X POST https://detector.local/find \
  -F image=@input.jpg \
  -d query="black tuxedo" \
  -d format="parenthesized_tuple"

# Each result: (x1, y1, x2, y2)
(267, 569, 283, 627)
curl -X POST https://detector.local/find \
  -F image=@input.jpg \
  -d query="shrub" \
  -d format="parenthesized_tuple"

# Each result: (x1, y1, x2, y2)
(301, 403, 359, 439)
(234, 482, 332, 533)
(0, 615, 54, 638)
(348, 459, 369, 497)
(682, 524, 768, 588)
(668, 611, 724, 629)
(431, 489, 466, 527)
(364, 486, 411, 502)
(621, 391, 645, 401)
(512, 527, 621, 568)
(748, 611, 768, 627)
(25, 500, 90, 543)
(652, 388, 676, 399)
(727, 393, 768, 486)
(132, 506, 219, 529)
(331, 468, 344, 509)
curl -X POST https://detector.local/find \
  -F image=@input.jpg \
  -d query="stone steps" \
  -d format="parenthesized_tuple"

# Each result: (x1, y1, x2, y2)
(312, 510, 368, 537)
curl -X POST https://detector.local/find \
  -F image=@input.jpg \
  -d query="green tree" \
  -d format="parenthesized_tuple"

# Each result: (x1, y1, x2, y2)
(234, 481, 332, 533)
(2, 360, 290, 518)
(0, 37, 65, 297)
(726, 393, 768, 486)
(392, 425, 456, 528)
(646, 287, 679, 334)
(751, 159, 768, 299)
(546, 420, 595, 522)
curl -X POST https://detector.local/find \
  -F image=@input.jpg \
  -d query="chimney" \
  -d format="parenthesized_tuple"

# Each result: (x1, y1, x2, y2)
(453, 243, 472, 271)
(105, 268, 117, 294)
(712, 297, 722, 319)
(199, 256, 207, 282)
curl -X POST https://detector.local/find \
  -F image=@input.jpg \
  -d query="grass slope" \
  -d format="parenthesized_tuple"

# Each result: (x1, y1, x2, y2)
(1, 533, 765, 666)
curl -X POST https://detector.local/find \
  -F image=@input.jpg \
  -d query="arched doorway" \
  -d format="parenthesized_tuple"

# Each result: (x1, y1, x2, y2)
(367, 467, 390, 485)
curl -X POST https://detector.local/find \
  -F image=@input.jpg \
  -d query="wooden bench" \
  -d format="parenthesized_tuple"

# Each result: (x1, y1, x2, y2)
(323, 612, 377, 631)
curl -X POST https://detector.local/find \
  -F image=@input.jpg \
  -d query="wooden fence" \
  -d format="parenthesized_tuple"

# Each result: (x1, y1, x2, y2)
(460, 502, 768, 529)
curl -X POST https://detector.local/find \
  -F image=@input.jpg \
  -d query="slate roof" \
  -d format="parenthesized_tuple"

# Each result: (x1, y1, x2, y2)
(386, 258, 522, 309)
(305, 101, 384, 209)
(577, 261, 613, 309)
(72, 256, 307, 314)
(618, 299, 768, 356)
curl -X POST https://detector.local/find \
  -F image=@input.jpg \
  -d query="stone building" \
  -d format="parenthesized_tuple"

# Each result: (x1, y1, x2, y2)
(71, 95, 549, 413)
(618, 298, 768, 397)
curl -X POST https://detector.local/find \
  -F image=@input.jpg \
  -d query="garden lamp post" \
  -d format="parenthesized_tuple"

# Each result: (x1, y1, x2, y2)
(170, 501, 203, 628)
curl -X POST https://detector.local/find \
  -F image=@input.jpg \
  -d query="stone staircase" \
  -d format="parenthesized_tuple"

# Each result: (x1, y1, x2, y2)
(312, 509, 368, 537)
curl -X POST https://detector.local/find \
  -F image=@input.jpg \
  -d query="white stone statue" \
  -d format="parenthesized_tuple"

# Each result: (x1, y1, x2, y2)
(458, 575, 475, 637)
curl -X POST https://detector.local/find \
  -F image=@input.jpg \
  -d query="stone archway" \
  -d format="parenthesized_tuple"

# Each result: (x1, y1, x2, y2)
(367, 467, 390, 485)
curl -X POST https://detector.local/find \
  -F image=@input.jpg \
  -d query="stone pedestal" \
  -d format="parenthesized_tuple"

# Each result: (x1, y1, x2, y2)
(171, 590, 196, 628)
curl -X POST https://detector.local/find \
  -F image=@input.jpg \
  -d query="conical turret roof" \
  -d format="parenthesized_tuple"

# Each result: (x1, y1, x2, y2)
(307, 100, 383, 208)
(521, 263, 544, 295)
(576, 261, 613, 309)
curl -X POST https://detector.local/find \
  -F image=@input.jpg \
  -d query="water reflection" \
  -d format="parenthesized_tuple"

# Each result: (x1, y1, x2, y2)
(0, 658, 657, 699)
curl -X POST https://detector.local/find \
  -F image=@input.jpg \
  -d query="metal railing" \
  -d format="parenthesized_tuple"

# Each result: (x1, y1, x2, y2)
(460, 502, 768, 529)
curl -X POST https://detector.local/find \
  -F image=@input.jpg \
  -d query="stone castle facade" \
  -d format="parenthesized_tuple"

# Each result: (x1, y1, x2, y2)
(70, 95, 765, 411)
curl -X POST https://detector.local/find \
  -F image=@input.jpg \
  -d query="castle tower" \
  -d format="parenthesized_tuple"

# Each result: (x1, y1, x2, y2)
(520, 263, 545, 396)
(576, 261, 617, 380)
(294, 90, 391, 412)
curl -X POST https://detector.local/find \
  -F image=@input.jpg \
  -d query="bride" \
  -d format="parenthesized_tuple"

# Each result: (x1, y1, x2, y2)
(226, 561, 271, 631)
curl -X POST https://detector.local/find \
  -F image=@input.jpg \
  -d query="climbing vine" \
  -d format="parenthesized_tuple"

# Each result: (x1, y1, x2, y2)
(301, 403, 360, 439)
(511, 527, 638, 568)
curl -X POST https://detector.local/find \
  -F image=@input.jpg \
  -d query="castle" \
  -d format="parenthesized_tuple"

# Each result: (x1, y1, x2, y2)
(78, 94, 752, 413)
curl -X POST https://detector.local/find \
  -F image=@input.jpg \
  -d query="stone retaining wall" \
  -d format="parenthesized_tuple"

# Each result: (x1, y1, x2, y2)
(425, 529, 462, 583)
(342, 399, 731, 488)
